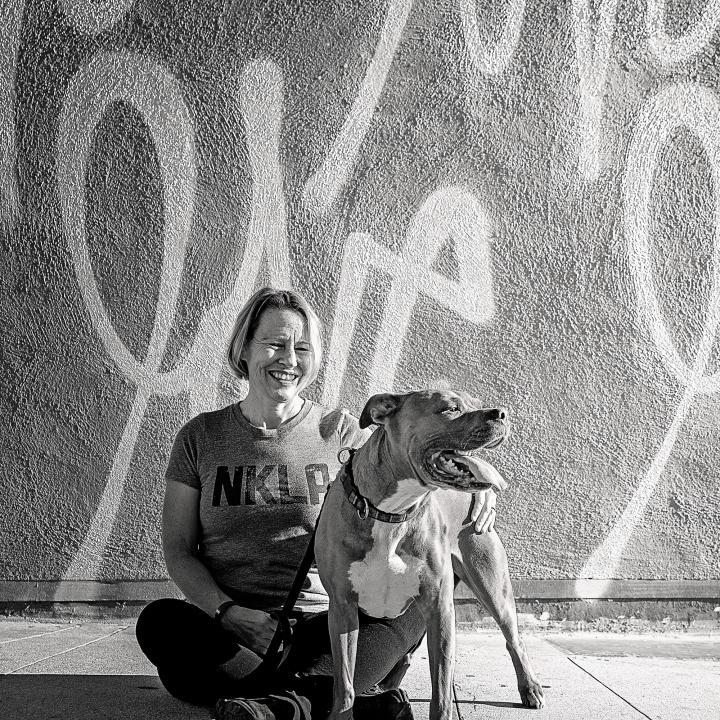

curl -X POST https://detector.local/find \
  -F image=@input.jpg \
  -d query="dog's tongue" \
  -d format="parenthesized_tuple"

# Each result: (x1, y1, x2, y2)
(458, 455, 508, 491)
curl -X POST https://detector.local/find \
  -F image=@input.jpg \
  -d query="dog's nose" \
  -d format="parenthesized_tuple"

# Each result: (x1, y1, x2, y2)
(486, 408, 507, 421)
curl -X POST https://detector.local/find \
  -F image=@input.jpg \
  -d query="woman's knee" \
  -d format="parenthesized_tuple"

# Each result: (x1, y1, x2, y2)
(136, 598, 226, 667)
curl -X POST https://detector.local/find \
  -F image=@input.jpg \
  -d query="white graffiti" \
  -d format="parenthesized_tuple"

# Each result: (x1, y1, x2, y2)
(155, 58, 291, 412)
(60, 0, 133, 36)
(571, 0, 619, 182)
(302, 0, 413, 217)
(576, 81, 720, 597)
(57, 54, 289, 581)
(646, 0, 720, 68)
(23, 1, 719, 590)
(0, 0, 24, 227)
(458, 0, 526, 77)
(57, 50, 197, 579)
(322, 186, 495, 408)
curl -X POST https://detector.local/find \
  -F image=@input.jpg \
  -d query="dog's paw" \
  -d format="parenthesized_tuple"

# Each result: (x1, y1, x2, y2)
(520, 679, 545, 709)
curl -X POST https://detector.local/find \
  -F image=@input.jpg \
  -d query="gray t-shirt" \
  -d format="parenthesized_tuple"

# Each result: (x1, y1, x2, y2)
(165, 399, 370, 612)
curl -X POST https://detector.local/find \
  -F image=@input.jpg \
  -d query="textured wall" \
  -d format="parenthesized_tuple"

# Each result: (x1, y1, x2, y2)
(1, 0, 719, 600)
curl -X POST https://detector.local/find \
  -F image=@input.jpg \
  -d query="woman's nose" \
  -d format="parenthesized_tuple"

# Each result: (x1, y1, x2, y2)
(279, 344, 297, 366)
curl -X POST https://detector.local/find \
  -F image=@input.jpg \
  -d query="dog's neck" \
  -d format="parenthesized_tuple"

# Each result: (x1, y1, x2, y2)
(352, 431, 433, 513)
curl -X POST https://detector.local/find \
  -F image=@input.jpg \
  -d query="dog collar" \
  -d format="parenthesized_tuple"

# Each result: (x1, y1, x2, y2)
(340, 449, 422, 523)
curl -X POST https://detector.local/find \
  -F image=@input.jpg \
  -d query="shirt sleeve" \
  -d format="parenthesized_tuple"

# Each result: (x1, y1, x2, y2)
(164, 416, 202, 490)
(338, 409, 374, 449)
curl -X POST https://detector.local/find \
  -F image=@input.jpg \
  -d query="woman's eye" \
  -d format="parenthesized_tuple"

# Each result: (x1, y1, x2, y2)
(296, 346, 311, 353)
(439, 406, 459, 414)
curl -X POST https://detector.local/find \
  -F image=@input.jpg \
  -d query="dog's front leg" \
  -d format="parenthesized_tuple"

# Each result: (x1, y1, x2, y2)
(328, 595, 360, 720)
(425, 573, 456, 720)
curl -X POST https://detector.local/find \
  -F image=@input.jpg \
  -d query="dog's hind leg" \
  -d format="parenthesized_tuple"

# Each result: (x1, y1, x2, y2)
(453, 528, 545, 709)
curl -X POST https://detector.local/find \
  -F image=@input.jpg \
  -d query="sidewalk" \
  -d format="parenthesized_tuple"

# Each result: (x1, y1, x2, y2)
(0, 620, 718, 719)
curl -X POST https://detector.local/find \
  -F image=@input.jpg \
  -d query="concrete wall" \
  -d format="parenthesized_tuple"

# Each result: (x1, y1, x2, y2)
(2, 0, 719, 604)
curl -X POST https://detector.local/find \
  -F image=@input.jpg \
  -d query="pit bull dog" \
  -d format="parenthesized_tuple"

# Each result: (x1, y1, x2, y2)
(315, 390, 544, 720)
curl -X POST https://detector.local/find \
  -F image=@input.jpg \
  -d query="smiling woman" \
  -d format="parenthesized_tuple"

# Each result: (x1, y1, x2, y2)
(134, 286, 430, 720)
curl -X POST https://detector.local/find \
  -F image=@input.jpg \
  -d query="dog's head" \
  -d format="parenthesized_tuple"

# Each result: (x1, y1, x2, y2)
(359, 390, 509, 492)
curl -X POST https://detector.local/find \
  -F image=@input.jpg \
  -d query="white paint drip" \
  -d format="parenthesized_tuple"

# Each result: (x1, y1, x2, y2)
(57, 55, 290, 580)
(60, 0, 133, 36)
(647, 0, 720, 68)
(577, 82, 720, 596)
(348, 523, 424, 618)
(0, 0, 24, 227)
(571, 0, 620, 182)
(321, 186, 495, 407)
(458, 0, 526, 77)
(302, 0, 412, 217)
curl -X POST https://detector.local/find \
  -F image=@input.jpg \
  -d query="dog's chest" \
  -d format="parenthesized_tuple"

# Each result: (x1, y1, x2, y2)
(347, 523, 425, 618)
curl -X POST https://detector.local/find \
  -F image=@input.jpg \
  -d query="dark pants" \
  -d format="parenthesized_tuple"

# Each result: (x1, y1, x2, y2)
(136, 598, 426, 707)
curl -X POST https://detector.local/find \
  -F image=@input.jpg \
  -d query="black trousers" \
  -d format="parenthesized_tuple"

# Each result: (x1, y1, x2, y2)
(136, 598, 426, 706)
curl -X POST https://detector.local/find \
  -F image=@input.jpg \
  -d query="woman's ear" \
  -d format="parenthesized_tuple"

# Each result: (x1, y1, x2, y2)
(359, 393, 403, 428)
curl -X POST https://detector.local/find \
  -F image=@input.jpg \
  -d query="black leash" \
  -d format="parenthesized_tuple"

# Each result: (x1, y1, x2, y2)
(237, 446, 421, 690)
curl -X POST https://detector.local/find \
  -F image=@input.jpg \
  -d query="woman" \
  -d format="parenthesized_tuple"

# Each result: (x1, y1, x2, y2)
(136, 287, 498, 720)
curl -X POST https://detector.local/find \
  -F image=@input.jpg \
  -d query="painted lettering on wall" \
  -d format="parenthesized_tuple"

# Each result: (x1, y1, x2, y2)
(576, 81, 720, 596)
(646, 0, 720, 68)
(303, 0, 413, 217)
(571, 0, 619, 182)
(57, 50, 197, 580)
(322, 186, 495, 408)
(0, 0, 24, 227)
(1, 2, 717, 589)
(458, 0, 526, 77)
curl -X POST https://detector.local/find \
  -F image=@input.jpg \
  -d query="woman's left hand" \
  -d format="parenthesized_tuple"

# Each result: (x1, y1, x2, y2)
(470, 488, 497, 533)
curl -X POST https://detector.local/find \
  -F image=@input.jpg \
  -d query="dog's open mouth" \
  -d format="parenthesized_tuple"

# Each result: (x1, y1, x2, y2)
(429, 450, 508, 491)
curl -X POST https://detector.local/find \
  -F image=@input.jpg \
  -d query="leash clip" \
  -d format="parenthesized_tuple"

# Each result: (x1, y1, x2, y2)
(337, 447, 354, 465)
(356, 496, 369, 520)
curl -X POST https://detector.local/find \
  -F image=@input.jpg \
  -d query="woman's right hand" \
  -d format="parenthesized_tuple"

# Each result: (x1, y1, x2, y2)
(219, 605, 279, 657)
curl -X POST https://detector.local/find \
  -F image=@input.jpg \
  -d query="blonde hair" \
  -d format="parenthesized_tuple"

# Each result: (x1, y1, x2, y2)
(226, 287, 323, 383)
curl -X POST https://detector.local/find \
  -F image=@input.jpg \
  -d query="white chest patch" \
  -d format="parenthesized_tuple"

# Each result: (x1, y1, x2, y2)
(347, 523, 424, 618)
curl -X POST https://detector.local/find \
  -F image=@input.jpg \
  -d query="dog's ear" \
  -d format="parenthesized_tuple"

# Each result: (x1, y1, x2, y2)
(359, 393, 402, 428)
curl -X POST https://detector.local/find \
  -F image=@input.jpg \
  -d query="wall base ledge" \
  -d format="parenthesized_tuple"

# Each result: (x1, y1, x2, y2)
(0, 578, 717, 603)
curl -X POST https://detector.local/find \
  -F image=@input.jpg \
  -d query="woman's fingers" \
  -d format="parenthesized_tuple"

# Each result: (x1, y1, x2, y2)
(471, 488, 497, 533)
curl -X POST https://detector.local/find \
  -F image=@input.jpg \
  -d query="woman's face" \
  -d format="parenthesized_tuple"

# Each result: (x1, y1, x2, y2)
(242, 308, 315, 405)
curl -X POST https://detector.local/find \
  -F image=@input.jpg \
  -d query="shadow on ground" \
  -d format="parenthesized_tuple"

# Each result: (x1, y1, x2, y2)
(0, 675, 210, 720)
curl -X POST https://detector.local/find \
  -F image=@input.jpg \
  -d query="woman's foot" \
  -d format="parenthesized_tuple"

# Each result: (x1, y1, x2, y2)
(214, 688, 413, 720)
(214, 691, 310, 720)
(355, 688, 414, 720)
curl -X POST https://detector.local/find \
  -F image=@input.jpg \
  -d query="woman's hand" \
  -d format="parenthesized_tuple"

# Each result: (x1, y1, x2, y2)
(470, 487, 497, 533)
(219, 605, 281, 657)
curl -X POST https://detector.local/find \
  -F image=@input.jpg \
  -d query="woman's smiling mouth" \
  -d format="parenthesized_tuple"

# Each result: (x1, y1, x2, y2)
(268, 370, 299, 383)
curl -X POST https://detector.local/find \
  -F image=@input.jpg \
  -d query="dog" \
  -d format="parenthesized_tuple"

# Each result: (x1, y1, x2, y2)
(315, 390, 544, 720)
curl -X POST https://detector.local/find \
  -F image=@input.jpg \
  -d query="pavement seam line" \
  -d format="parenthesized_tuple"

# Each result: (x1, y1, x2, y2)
(452, 680, 464, 720)
(0, 626, 74, 644)
(567, 657, 655, 720)
(3, 625, 131, 675)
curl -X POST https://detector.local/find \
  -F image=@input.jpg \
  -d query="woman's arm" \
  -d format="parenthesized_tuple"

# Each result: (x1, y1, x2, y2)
(162, 480, 229, 615)
(162, 480, 278, 655)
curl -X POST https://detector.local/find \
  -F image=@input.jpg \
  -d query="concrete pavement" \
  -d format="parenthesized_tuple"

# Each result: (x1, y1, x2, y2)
(0, 620, 718, 719)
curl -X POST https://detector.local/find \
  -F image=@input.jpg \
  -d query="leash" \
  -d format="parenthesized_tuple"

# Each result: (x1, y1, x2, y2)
(233, 453, 337, 690)
(340, 448, 423, 523)
(235, 446, 420, 692)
